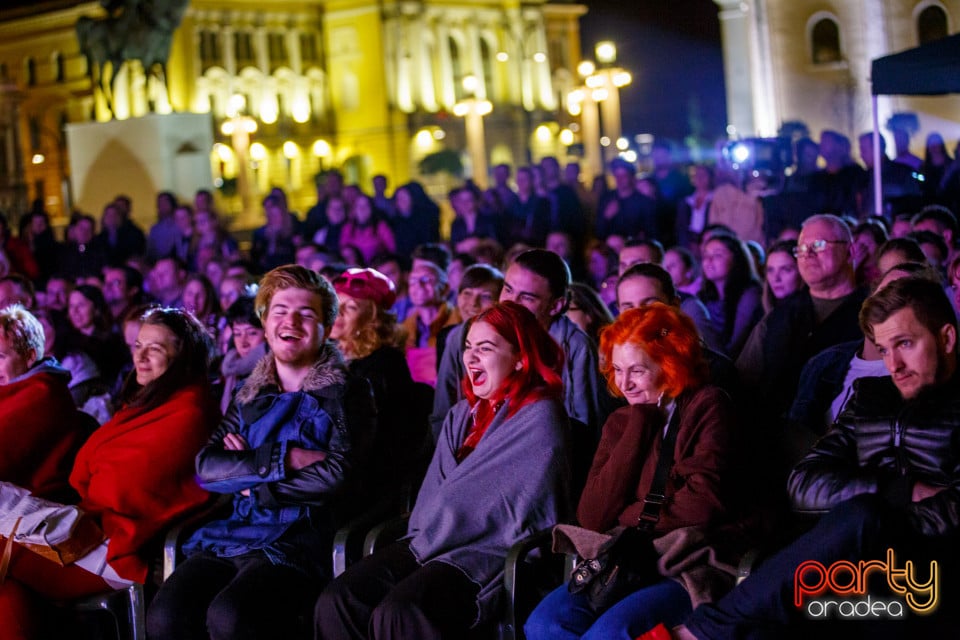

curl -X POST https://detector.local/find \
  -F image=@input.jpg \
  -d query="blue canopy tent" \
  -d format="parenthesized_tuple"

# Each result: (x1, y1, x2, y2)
(869, 34, 960, 215)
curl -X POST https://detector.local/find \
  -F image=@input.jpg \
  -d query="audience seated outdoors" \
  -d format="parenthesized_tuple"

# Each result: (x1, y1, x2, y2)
(146, 266, 374, 640)
(314, 301, 570, 639)
(4, 134, 960, 638)
(524, 303, 738, 640)
(0, 307, 219, 638)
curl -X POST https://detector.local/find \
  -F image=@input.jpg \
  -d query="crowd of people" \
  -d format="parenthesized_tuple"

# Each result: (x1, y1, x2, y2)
(1, 126, 960, 639)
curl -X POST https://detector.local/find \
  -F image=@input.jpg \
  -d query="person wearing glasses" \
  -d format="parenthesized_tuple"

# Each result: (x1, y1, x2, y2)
(735, 214, 867, 486)
(400, 260, 457, 386)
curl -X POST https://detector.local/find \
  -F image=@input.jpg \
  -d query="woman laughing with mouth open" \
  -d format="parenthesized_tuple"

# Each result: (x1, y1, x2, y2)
(315, 301, 572, 640)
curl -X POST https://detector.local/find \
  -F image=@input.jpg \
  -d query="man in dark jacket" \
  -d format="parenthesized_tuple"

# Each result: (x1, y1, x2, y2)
(147, 265, 373, 640)
(681, 276, 960, 638)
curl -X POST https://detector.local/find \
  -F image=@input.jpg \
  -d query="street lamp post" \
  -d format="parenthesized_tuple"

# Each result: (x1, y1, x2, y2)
(221, 94, 257, 223)
(454, 76, 493, 189)
(593, 41, 632, 165)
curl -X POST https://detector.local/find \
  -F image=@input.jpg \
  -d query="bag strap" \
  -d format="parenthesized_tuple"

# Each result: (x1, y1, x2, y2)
(0, 517, 21, 585)
(636, 405, 681, 532)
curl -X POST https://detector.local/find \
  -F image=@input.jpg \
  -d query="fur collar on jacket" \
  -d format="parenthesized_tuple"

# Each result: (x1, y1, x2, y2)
(236, 341, 347, 404)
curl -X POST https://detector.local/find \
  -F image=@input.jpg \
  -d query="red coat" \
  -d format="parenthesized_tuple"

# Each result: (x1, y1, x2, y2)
(577, 385, 735, 535)
(0, 363, 85, 501)
(69, 384, 219, 582)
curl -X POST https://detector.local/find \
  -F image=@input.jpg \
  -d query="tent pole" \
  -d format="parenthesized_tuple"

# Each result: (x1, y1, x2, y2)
(872, 94, 882, 218)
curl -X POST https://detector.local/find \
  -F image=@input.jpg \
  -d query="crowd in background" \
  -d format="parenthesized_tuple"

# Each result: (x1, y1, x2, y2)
(1, 124, 960, 638)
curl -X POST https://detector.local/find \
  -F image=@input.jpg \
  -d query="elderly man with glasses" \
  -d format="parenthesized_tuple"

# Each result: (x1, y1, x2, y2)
(735, 215, 868, 488)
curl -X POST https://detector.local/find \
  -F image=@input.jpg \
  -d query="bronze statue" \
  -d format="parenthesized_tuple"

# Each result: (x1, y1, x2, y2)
(76, 0, 190, 117)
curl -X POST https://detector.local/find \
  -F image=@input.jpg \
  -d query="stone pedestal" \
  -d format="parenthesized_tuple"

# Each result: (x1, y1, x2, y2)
(66, 113, 213, 228)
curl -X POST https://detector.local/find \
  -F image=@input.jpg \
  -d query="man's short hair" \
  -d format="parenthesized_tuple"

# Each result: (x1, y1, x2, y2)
(860, 276, 957, 342)
(618, 263, 678, 304)
(0, 304, 44, 361)
(622, 238, 665, 264)
(909, 230, 949, 263)
(255, 265, 338, 326)
(877, 237, 926, 264)
(459, 264, 504, 294)
(912, 205, 958, 236)
(802, 213, 853, 244)
(0, 274, 35, 307)
(512, 249, 572, 301)
(610, 158, 635, 175)
(412, 243, 452, 272)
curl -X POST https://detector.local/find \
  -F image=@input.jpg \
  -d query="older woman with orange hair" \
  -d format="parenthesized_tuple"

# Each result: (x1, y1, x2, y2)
(525, 303, 737, 640)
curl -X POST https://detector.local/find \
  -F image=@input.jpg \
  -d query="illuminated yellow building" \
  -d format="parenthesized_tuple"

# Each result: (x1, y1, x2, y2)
(0, 0, 586, 226)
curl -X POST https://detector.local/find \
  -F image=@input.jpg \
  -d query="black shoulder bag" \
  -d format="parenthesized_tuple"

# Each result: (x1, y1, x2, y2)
(567, 407, 681, 614)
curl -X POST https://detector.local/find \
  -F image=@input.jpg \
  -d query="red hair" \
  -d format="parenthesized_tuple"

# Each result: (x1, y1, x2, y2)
(599, 303, 707, 399)
(461, 302, 564, 421)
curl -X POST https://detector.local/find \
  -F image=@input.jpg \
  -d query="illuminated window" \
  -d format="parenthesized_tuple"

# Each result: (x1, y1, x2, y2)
(810, 17, 842, 64)
(917, 5, 948, 44)
(234, 32, 255, 68)
(268, 33, 288, 71)
(25, 57, 36, 86)
(200, 30, 222, 71)
(300, 33, 319, 64)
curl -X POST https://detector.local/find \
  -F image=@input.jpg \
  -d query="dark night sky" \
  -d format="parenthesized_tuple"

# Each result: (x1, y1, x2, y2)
(581, 0, 728, 146)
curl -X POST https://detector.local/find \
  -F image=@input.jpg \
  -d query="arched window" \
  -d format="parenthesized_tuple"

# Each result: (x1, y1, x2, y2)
(917, 5, 949, 44)
(25, 57, 37, 86)
(52, 52, 64, 82)
(810, 17, 842, 64)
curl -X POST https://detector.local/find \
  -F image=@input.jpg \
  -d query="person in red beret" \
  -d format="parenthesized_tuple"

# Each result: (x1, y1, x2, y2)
(331, 267, 427, 498)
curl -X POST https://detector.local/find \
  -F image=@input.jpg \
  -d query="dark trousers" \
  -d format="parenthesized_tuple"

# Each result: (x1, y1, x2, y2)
(314, 542, 480, 640)
(687, 494, 954, 639)
(146, 551, 318, 640)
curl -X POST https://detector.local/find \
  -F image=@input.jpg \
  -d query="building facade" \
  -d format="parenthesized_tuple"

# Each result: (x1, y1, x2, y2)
(0, 0, 585, 227)
(715, 0, 960, 152)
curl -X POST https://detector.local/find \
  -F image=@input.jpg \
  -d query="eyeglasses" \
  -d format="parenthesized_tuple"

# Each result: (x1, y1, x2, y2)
(792, 239, 848, 258)
(411, 275, 439, 288)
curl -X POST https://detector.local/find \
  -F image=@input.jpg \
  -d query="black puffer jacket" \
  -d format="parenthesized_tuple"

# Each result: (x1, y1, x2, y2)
(788, 373, 960, 537)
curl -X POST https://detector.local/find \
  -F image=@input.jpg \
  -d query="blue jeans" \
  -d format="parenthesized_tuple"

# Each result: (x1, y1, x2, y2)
(524, 578, 692, 640)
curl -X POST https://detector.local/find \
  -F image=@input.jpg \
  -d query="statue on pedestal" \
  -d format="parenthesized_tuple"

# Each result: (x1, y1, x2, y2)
(76, 0, 190, 117)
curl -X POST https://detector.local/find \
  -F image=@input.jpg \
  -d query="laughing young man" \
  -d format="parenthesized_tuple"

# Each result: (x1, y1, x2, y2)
(148, 265, 373, 640)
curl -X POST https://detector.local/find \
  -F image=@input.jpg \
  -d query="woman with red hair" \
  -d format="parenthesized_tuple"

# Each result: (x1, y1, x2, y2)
(315, 301, 571, 639)
(525, 303, 738, 640)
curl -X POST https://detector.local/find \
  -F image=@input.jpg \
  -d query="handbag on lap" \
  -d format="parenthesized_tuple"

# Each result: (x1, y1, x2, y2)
(0, 481, 104, 567)
(563, 408, 681, 614)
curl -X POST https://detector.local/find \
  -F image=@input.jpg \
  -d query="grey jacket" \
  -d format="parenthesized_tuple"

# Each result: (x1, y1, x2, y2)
(406, 396, 570, 625)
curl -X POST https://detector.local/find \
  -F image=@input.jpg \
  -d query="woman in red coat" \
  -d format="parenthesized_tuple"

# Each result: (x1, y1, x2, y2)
(0, 308, 219, 640)
(0, 305, 86, 502)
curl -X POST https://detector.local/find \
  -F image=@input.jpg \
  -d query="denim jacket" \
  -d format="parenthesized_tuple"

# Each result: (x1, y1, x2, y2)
(184, 342, 373, 576)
